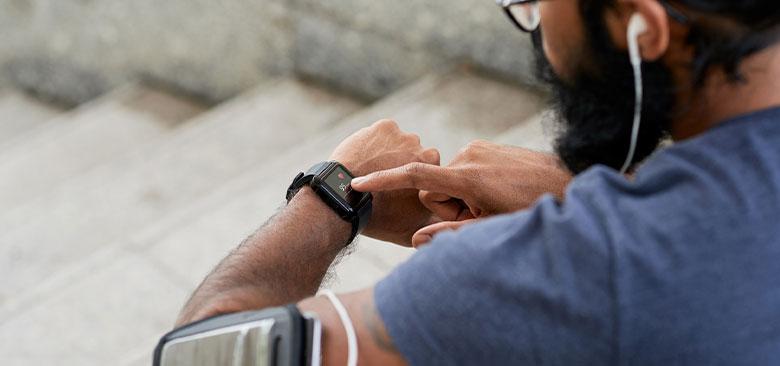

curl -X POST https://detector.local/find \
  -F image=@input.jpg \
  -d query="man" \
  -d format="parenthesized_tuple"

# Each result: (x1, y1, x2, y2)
(175, 0, 780, 364)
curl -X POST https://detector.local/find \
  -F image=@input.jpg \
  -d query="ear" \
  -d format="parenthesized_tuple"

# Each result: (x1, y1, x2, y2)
(604, 0, 671, 61)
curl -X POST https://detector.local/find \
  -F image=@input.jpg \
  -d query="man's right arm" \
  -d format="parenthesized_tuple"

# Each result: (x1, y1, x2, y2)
(359, 189, 617, 365)
(352, 139, 573, 246)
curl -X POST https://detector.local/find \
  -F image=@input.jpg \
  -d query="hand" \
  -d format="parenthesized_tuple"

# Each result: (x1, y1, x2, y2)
(330, 119, 440, 246)
(351, 140, 573, 247)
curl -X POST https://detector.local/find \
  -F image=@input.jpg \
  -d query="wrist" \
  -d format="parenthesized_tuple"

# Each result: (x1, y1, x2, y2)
(288, 186, 352, 247)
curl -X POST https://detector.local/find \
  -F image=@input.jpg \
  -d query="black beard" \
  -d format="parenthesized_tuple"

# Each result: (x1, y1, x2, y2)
(532, 16, 676, 174)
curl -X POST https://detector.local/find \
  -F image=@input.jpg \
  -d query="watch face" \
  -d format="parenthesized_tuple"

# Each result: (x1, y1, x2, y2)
(324, 165, 353, 200)
(322, 165, 368, 207)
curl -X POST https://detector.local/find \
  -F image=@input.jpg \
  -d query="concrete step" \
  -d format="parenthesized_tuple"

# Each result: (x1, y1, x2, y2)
(0, 248, 188, 365)
(140, 69, 546, 292)
(0, 85, 204, 210)
(0, 71, 545, 366)
(0, 79, 361, 313)
(0, 90, 64, 146)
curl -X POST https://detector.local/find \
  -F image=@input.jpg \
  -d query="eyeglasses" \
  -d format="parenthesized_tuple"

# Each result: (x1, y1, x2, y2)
(496, 0, 690, 33)
(495, 0, 543, 33)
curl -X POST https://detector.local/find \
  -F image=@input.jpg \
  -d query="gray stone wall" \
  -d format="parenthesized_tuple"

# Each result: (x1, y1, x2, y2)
(0, 0, 293, 105)
(292, 0, 537, 99)
(0, 0, 536, 105)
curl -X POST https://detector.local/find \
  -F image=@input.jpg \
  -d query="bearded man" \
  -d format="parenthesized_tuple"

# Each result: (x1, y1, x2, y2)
(173, 1, 780, 364)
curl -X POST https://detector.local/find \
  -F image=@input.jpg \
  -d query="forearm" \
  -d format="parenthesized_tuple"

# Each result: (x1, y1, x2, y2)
(176, 187, 352, 326)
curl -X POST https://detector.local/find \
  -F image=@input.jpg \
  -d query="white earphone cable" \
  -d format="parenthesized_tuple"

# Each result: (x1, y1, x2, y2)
(620, 16, 646, 175)
(321, 289, 358, 366)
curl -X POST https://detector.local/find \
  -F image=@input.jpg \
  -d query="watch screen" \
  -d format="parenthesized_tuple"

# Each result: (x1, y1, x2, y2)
(324, 166, 355, 200)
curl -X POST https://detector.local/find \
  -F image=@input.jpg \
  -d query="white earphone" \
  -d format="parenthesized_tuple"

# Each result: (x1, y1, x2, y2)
(627, 13, 648, 66)
(619, 13, 648, 174)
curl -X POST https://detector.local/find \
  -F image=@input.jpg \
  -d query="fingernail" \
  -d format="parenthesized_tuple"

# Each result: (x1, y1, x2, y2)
(351, 176, 366, 185)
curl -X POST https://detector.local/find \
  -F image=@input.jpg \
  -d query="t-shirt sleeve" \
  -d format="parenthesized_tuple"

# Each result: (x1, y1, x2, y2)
(374, 183, 618, 365)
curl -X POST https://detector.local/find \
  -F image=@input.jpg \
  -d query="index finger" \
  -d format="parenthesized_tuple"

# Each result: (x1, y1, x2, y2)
(350, 163, 463, 196)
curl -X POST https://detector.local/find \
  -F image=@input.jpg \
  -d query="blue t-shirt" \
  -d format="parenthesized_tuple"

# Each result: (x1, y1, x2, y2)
(375, 107, 780, 365)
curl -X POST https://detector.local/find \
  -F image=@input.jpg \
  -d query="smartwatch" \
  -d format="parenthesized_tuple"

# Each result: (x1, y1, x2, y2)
(286, 161, 373, 244)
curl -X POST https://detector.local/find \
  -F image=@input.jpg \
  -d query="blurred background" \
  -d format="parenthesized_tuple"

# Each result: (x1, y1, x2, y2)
(0, 0, 554, 364)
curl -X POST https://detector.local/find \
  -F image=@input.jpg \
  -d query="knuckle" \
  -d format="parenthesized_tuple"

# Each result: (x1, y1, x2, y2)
(468, 139, 489, 149)
(405, 162, 422, 175)
(473, 139, 490, 147)
(406, 133, 422, 145)
(405, 163, 424, 184)
(459, 139, 488, 157)
(457, 143, 474, 156)
(375, 119, 398, 130)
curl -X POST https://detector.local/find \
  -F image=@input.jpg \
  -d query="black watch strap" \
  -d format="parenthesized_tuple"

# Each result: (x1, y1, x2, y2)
(354, 198, 372, 238)
(285, 162, 329, 202)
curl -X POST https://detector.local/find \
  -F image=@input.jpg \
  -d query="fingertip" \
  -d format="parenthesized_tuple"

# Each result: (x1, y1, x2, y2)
(411, 232, 433, 248)
(422, 148, 441, 166)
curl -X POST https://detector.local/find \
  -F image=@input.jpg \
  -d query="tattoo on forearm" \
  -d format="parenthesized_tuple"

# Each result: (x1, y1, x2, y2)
(362, 301, 399, 354)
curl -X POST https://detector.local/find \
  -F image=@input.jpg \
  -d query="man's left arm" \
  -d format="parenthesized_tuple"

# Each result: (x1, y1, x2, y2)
(176, 184, 407, 365)
(175, 120, 441, 365)
(175, 185, 352, 325)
